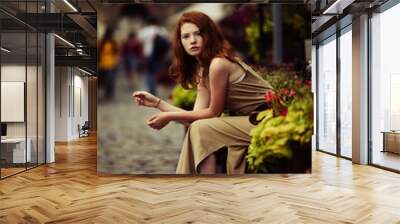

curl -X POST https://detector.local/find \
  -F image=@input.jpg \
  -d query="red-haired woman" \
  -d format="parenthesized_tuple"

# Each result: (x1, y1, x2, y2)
(133, 11, 272, 174)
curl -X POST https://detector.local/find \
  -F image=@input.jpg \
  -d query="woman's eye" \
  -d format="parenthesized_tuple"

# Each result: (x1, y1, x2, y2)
(182, 35, 189, 39)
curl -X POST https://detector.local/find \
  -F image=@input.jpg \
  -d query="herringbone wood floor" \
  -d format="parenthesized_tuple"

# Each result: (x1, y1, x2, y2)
(0, 135, 399, 224)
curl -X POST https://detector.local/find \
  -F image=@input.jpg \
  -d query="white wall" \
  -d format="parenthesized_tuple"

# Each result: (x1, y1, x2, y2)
(1, 64, 45, 164)
(55, 66, 69, 141)
(1, 65, 26, 81)
(55, 67, 89, 141)
(1, 65, 37, 137)
(1, 65, 26, 141)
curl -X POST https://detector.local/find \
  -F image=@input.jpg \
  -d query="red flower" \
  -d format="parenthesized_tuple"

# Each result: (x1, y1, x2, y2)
(265, 90, 277, 103)
(280, 108, 288, 116)
(304, 80, 312, 88)
(289, 89, 296, 97)
(279, 88, 289, 95)
(295, 79, 302, 86)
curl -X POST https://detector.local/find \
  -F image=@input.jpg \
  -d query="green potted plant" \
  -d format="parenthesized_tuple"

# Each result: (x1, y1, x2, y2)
(247, 71, 313, 173)
(170, 84, 197, 111)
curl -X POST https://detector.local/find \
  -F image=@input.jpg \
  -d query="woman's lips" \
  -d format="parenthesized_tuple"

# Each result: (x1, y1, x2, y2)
(190, 47, 199, 51)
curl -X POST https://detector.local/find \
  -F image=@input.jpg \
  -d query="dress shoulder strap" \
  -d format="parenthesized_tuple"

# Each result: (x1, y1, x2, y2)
(235, 57, 273, 89)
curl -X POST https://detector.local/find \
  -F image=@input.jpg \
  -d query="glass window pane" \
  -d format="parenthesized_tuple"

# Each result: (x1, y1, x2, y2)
(1, 1, 46, 179)
(371, 3, 400, 171)
(27, 31, 38, 169)
(38, 33, 45, 165)
(317, 36, 337, 154)
(339, 27, 352, 158)
(1, 30, 27, 177)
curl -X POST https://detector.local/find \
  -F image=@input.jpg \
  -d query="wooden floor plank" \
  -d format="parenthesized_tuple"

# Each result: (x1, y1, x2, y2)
(0, 134, 399, 223)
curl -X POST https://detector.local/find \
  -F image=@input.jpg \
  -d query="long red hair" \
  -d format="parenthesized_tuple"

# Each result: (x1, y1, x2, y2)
(171, 11, 236, 89)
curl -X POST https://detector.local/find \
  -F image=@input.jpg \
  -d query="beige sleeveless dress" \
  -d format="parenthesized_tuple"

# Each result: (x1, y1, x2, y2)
(176, 60, 273, 174)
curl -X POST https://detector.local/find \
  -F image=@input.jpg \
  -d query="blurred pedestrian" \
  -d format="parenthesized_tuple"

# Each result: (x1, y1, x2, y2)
(120, 32, 143, 91)
(137, 16, 169, 95)
(99, 28, 119, 101)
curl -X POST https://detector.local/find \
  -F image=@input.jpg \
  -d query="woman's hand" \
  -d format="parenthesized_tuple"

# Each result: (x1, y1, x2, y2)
(132, 91, 160, 108)
(147, 112, 171, 130)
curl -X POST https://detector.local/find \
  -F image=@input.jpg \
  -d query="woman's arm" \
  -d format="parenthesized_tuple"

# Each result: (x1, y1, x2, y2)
(148, 58, 229, 129)
(157, 100, 186, 112)
(133, 91, 185, 112)
(133, 83, 210, 127)
(174, 77, 210, 126)
(169, 58, 228, 121)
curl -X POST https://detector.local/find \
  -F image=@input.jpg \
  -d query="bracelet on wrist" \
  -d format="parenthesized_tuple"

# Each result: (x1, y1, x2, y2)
(155, 98, 162, 108)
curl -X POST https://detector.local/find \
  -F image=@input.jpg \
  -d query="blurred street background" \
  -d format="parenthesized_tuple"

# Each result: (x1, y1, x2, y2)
(97, 74, 184, 174)
(97, 3, 311, 174)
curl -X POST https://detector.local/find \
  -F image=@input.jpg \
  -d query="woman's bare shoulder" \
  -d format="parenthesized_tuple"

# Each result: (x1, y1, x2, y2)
(209, 57, 232, 74)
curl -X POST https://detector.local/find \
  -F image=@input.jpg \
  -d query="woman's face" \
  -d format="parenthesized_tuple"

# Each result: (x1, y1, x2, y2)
(180, 22, 204, 57)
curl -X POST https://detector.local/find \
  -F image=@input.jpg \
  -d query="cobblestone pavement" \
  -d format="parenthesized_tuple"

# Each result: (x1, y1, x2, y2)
(97, 73, 185, 174)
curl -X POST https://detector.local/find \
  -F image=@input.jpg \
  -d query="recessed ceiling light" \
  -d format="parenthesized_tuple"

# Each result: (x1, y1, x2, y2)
(1, 47, 11, 53)
(63, 0, 78, 12)
(322, 0, 354, 15)
(54, 34, 75, 48)
(78, 67, 92, 76)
